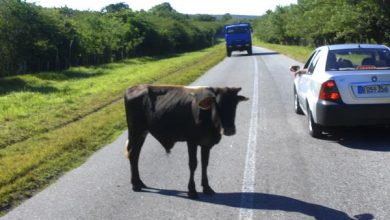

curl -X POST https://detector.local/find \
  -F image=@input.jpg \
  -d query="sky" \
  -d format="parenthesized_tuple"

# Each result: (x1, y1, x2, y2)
(26, 0, 297, 16)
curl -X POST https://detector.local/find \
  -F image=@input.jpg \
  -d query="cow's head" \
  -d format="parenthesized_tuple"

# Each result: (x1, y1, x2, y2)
(196, 87, 249, 136)
(214, 87, 248, 135)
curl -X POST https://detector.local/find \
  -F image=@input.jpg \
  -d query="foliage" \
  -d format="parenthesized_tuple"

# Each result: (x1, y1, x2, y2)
(0, 1, 225, 77)
(253, 0, 390, 46)
(193, 14, 217, 22)
(101, 2, 129, 13)
(253, 38, 313, 63)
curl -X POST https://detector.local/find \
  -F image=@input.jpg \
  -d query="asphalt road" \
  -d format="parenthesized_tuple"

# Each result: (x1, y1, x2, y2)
(3, 47, 390, 220)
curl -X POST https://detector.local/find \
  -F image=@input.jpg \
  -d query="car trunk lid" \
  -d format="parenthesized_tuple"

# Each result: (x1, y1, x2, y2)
(331, 70, 390, 104)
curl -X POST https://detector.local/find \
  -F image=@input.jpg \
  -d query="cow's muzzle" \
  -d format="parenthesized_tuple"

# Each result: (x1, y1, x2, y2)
(223, 127, 236, 136)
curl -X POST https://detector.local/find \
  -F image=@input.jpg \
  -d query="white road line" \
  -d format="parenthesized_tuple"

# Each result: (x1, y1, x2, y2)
(239, 57, 260, 220)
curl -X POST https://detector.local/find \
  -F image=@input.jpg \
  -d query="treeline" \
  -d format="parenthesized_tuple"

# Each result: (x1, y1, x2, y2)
(0, 1, 226, 77)
(254, 0, 390, 46)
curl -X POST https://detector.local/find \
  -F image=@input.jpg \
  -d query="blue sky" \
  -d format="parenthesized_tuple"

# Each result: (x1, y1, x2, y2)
(26, 0, 297, 16)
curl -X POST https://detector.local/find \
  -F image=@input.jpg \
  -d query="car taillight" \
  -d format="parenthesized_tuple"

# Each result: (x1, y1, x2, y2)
(319, 80, 341, 102)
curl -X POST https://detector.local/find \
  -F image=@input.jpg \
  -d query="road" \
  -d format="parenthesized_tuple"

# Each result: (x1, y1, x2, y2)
(2, 47, 390, 220)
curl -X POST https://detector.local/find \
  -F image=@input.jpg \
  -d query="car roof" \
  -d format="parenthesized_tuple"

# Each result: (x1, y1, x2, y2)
(323, 44, 389, 51)
(225, 23, 251, 29)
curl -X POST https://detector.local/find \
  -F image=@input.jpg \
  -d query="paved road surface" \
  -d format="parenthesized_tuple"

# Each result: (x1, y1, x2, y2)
(3, 47, 390, 220)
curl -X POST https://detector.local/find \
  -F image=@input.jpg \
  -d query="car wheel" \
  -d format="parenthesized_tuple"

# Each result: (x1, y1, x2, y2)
(226, 48, 232, 57)
(307, 106, 322, 138)
(294, 88, 303, 115)
(247, 47, 252, 55)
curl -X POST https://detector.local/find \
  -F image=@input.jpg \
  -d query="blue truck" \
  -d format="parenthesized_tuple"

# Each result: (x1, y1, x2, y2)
(224, 23, 252, 57)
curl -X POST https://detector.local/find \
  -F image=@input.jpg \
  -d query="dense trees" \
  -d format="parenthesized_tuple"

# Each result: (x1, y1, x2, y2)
(254, 0, 390, 47)
(0, 1, 224, 77)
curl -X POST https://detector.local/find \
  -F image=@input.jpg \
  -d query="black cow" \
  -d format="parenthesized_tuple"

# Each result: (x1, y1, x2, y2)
(124, 85, 248, 199)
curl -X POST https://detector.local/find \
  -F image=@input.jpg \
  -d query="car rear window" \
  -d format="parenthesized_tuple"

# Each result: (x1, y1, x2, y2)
(326, 48, 390, 71)
(226, 27, 250, 34)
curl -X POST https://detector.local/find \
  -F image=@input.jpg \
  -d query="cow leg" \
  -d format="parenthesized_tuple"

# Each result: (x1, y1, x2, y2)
(187, 142, 198, 199)
(201, 146, 215, 195)
(127, 131, 147, 191)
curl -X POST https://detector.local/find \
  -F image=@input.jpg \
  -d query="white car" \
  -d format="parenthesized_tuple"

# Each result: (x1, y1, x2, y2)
(291, 44, 390, 138)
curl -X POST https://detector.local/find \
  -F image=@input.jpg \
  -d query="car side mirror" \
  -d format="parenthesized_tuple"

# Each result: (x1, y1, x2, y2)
(290, 65, 300, 72)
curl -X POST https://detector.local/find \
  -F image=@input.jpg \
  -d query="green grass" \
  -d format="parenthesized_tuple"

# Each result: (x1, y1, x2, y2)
(253, 38, 314, 63)
(0, 43, 225, 215)
(0, 46, 224, 148)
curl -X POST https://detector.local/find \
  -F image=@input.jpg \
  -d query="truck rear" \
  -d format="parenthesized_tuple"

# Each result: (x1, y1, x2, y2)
(224, 23, 252, 57)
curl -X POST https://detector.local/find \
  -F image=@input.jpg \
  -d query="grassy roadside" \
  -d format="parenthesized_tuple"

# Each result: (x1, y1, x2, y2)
(0, 44, 225, 215)
(0, 46, 224, 149)
(253, 38, 314, 63)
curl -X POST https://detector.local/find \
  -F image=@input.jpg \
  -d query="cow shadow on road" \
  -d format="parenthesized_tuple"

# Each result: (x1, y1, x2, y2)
(141, 188, 374, 220)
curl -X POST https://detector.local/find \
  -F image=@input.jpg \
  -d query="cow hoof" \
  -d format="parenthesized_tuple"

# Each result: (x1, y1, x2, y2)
(132, 186, 143, 192)
(188, 191, 199, 199)
(203, 186, 215, 195)
(132, 181, 147, 192)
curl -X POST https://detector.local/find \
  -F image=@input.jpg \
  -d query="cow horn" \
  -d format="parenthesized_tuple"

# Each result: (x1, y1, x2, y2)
(231, 87, 242, 93)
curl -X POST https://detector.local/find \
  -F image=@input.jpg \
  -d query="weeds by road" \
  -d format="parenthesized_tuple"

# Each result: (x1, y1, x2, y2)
(0, 44, 225, 214)
(253, 38, 313, 63)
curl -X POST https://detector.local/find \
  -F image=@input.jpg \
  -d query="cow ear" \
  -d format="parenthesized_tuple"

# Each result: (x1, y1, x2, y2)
(232, 87, 242, 94)
(238, 95, 249, 102)
(198, 97, 214, 110)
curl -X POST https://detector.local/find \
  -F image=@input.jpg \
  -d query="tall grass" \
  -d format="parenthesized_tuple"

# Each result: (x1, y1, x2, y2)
(253, 38, 314, 63)
(0, 44, 225, 214)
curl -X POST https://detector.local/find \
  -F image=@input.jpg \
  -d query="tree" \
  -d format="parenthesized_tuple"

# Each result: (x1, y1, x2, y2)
(221, 13, 233, 21)
(149, 2, 176, 14)
(101, 2, 129, 13)
(0, 0, 222, 77)
(253, 0, 390, 46)
(193, 14, 217, 22)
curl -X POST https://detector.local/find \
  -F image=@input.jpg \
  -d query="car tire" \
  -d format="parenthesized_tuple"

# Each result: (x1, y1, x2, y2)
(294, 88, 303, 115)
(247, 47, 252, 55)
(307, 106, 322, 138)
(226, 48, 232, 57)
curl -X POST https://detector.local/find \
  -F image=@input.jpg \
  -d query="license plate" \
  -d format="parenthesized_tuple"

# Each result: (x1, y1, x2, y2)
(357, 84, 390, 94)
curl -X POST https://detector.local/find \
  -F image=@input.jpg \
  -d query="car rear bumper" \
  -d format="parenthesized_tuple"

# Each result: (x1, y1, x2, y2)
(227, 43, 251, 51)
(315, 101, 390, 126)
